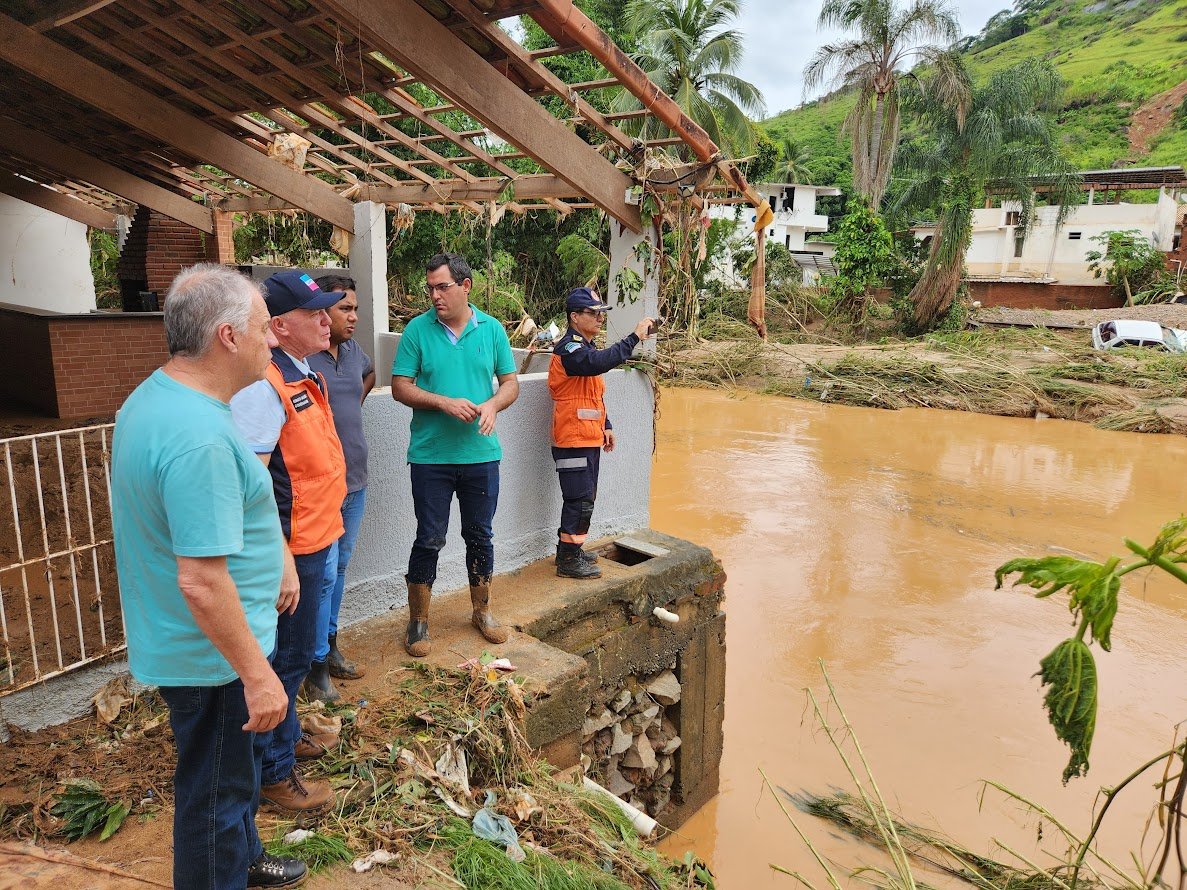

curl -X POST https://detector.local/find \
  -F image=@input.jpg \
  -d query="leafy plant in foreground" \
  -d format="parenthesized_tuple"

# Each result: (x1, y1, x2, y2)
(50, 778, 129, 842)
(995, 516, 1187, 783)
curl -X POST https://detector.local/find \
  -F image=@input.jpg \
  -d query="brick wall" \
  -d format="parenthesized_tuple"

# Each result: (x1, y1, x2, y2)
(117, 207, 218, 299)
(0, 306, 167, 419)
(49, 316, 168, 418)
(968, 281, 1122, 310)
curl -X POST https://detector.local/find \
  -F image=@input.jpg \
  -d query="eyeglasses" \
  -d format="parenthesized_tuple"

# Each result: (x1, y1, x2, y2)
(426, 281, 460, 295)
(579, 308, 607, 317)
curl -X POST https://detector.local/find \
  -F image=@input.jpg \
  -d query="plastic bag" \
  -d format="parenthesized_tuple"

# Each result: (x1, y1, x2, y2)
(471, 791, 526, 862)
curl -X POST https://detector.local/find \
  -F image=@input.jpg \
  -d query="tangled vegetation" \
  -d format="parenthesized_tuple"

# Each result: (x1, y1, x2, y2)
(0, 663, 712, 890)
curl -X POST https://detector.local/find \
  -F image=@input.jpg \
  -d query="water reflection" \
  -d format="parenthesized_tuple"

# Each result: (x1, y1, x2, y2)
(653, 388, 1187, 888)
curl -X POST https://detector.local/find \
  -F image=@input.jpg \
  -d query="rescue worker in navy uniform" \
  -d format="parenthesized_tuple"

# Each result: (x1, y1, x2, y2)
(548, 287, 655, 579)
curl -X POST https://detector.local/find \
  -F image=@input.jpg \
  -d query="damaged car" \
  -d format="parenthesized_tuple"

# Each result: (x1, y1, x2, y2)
(1090, 320, 1187, 353)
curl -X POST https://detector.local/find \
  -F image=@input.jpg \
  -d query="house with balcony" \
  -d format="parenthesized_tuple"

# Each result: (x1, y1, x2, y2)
(708, 182, 842, 286)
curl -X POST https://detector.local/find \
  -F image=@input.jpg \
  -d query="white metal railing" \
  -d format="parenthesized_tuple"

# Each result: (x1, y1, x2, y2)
(0, 423, 124, 696)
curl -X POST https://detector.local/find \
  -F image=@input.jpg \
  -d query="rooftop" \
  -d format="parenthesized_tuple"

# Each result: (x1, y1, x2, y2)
(0, 0, 762, 235)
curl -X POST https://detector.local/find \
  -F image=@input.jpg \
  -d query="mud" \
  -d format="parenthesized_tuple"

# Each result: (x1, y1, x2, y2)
(654, 387, 1187, 887)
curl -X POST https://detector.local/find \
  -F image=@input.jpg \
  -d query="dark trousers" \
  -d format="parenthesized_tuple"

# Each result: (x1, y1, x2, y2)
(407, 461, 500, 586)
(552, 446, 601, 553)
(261, 545, 329, 786)
(160, 680, 263, 890)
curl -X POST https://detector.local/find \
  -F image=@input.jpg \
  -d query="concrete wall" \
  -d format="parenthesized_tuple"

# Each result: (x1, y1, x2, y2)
(0, 366, 655, 735)
(0, 195, 96, 313)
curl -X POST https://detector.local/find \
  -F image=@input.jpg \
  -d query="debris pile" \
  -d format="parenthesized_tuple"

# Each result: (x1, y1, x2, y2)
(1, 663, 714, 889)
(582, 665, 683, 818)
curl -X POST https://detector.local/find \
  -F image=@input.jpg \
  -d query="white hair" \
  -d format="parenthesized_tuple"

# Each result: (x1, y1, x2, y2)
(163, 264, 261, 357)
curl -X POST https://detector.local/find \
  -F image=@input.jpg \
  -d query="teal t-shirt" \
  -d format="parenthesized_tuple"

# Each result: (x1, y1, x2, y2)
(111, 370, 284, 686)
(392, 306, 517, 464)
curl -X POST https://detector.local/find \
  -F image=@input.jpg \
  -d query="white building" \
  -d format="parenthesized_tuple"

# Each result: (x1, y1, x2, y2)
(913, 167, 1185, 286)
(708, 182, 841, 286)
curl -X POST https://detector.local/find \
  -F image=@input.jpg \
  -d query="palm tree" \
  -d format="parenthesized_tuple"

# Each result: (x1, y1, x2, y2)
(893, 59, 1081, 330)
(804, 0, 969, 208)
(616, 0, 766, 158)
(775, 135, 812, 183)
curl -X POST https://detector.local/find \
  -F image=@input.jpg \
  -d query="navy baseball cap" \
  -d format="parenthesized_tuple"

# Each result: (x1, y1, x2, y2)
(565, 287, 613, 312)
(262, 270, 345, 317)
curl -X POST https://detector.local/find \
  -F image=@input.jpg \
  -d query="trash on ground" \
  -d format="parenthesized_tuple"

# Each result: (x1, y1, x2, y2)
(472, 791, 526, 862)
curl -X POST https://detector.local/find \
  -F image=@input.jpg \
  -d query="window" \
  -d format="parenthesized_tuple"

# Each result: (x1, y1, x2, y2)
(1068, 231, 1082, 240)
(1005, 210, 1021, 226)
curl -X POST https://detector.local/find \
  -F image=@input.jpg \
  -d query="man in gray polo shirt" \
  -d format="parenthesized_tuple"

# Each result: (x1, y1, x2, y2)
(303, 274, 375, 704)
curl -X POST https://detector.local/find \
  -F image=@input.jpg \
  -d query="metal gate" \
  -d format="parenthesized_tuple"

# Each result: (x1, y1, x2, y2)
(0, 424, 124, 696)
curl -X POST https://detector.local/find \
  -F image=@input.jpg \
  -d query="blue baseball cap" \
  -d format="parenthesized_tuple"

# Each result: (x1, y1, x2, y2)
(565, 287, 613, 312)
(262, 270, 345, 317)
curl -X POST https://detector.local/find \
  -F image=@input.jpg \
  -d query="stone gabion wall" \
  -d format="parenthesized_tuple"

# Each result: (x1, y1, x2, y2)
(581, 664, 683, 818)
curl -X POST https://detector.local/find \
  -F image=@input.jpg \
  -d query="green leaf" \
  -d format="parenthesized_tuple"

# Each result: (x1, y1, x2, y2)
(1037, 638, 1097, 783)
(99, 801, 130, 841)
(995, 555, 1119, 650)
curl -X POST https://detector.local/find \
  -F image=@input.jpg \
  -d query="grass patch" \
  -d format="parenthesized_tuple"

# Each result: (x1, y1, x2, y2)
(265, 830, 353, 873)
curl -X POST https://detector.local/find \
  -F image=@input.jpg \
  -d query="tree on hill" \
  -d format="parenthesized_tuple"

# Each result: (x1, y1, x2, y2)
(617, 0, 766, 158)
(776, 135, 813, 183)
(803, 0, 969, 208)
(893, 58, 1080, 331)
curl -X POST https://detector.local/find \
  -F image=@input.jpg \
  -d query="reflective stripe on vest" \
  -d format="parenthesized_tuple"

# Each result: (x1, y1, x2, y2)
(548, 351, 606, 448)
(265, 354, 347, 555)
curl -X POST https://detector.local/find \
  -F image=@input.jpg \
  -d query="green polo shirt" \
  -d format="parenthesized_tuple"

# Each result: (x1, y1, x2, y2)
(392, 306, 517, 464)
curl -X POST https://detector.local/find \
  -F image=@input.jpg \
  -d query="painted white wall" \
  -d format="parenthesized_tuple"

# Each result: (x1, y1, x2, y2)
(919, 199, 1180, 285)
(0, 195, 96, 313)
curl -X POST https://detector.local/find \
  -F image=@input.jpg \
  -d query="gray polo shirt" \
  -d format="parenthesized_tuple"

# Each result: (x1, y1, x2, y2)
(308, 340, 373, 493)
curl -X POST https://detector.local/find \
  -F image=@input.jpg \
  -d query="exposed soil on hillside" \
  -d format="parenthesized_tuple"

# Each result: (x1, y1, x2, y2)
(1128, 78, 1187, 156)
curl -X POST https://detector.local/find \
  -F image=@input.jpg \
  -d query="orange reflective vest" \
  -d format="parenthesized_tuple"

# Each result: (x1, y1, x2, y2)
(265, 351, 346, 555)
(548, 351, 607, 448)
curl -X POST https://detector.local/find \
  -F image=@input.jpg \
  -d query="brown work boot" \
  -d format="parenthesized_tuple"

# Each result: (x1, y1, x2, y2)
(470, 580, 509, 644)
(405, 582, 432, 657)
(261, 768, 333, 814)
(294, 732, 337, 761)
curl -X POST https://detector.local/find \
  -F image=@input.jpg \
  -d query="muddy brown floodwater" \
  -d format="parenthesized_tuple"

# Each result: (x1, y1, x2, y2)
(652, 387, 1187, 889)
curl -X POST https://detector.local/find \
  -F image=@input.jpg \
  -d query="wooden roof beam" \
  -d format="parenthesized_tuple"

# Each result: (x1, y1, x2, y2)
(29, 0, 120, 32)
(0, 171, 118, 229)
(0, 12, 356, 231)
(0, 128, 214, 232)
(317, 0, 640, 231)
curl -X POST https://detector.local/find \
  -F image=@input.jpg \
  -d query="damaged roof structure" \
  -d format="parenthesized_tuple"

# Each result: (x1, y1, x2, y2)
(0, 0, 767, 238)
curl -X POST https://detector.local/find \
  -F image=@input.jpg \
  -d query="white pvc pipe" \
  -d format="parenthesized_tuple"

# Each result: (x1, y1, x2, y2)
(583, 776, 657, 837)
(652, 606, 679, 624)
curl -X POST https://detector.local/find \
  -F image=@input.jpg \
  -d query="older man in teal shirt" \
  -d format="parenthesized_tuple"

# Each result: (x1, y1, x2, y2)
(391, 252, 519, 658)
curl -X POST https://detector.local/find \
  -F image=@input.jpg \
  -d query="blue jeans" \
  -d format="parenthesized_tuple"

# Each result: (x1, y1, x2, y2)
(315, 487, 368, 661)
(407, 461, 499, 586)
(160, 680, 263, 890)
(261, 545, 329, 786)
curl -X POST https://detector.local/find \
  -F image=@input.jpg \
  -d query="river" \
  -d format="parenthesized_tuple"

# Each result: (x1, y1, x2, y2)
(652, 387, 1187, 889)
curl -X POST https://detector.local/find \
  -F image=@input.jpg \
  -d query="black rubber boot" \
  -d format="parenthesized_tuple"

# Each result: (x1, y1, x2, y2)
(557, 547, 602, 579)
(327, 633, 364, 680)
(301, 659, 340, 703)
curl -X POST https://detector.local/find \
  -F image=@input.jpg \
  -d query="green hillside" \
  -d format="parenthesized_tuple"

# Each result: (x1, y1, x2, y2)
(763, 0, 1187, 186)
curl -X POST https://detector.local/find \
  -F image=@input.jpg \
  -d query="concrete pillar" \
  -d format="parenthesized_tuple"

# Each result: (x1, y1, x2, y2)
(349, 200, 388, 364)
(606, 222, 659, 356)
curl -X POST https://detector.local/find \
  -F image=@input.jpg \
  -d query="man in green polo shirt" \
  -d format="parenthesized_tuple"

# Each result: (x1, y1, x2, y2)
(391, 253, 519, 657)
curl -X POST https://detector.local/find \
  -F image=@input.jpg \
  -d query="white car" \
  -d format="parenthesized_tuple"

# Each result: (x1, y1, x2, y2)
(1090, 320, 1187, 353)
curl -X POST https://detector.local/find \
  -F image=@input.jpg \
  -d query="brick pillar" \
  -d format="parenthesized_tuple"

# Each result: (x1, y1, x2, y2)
(211, 210, 237, 265)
